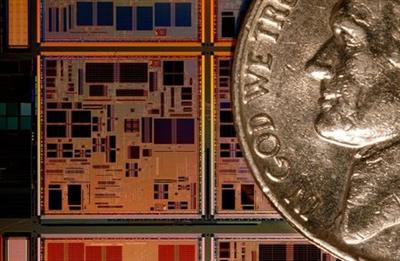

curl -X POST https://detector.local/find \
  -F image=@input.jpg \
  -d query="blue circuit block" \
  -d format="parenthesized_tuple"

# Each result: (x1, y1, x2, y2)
(175, 3, 191, 27)
(155, 3, 171, 27)
(76, 2, 93, 26)
(97, 2, 113, 26)
(137, 7, 153, 30)
(116, 6, 133, 30)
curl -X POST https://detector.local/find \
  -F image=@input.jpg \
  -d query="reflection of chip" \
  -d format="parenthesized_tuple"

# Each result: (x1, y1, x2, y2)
(40, 56, 202, 218)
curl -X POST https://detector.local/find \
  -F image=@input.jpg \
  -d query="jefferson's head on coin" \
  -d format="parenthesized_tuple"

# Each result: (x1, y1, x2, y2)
(307, 0, 400, 148)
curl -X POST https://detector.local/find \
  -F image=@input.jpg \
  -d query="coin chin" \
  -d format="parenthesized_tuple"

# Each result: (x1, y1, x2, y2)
(315, 112, 368, 148)
(315, 114, 391, 148)
(315, 112, 353, 144)
(341, 232, 368, 245)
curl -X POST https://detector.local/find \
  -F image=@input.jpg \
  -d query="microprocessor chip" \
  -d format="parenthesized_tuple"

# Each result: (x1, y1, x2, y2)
(214, 234, 338, 261)
(41, 0, 199, 42)
(40, 234, 202, 261)
(40, 55, 202, 219)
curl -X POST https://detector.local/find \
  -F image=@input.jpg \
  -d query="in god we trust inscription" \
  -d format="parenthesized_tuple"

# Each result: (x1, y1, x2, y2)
(233, 0, 400, 260)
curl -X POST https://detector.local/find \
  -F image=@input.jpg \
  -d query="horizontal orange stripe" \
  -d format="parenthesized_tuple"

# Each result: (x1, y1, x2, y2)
(213, 41, 235, 47)
(214, 51, 232, 57)
(40, 51, 202, 56)
(41, 41, 202, 47)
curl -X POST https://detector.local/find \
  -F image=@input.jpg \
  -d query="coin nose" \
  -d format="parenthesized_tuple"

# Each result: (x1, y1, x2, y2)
(306, 38, 338, 81)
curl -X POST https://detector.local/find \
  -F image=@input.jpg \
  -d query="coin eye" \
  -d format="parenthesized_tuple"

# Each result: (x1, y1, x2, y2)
(334, 21, 366, 50)
(333, 26, 348, 46)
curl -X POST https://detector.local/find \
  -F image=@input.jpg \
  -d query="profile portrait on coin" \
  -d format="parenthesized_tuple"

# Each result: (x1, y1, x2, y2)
(306, 0, 400, 244)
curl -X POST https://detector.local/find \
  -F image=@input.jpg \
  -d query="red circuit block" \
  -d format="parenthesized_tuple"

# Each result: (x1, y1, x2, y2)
(85, 246, 102, 261)
(106, 246, 122, 261)
(159, 245, 175, 261)
(68, 243, 84, 261)
(48, 243, 64, 261)
(179, 245, 195, 261)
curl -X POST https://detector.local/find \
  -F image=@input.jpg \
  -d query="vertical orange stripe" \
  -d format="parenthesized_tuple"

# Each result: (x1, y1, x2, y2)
(37, 0, 41, 43)
(210, 0, 215, 43)
(201, 55, 206, 215)
(210, 55, 215, 215)
(8, 0, 29, 48)
(37, 55, 42, 216)
(201, 0, 206, 42)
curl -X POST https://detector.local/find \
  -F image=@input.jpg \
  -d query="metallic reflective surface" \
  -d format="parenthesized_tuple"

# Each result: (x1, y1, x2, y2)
(232, 0, 400, 260)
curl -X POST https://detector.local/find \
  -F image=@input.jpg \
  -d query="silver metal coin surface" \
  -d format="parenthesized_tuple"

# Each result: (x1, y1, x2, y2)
(232, 0, 400, 260)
